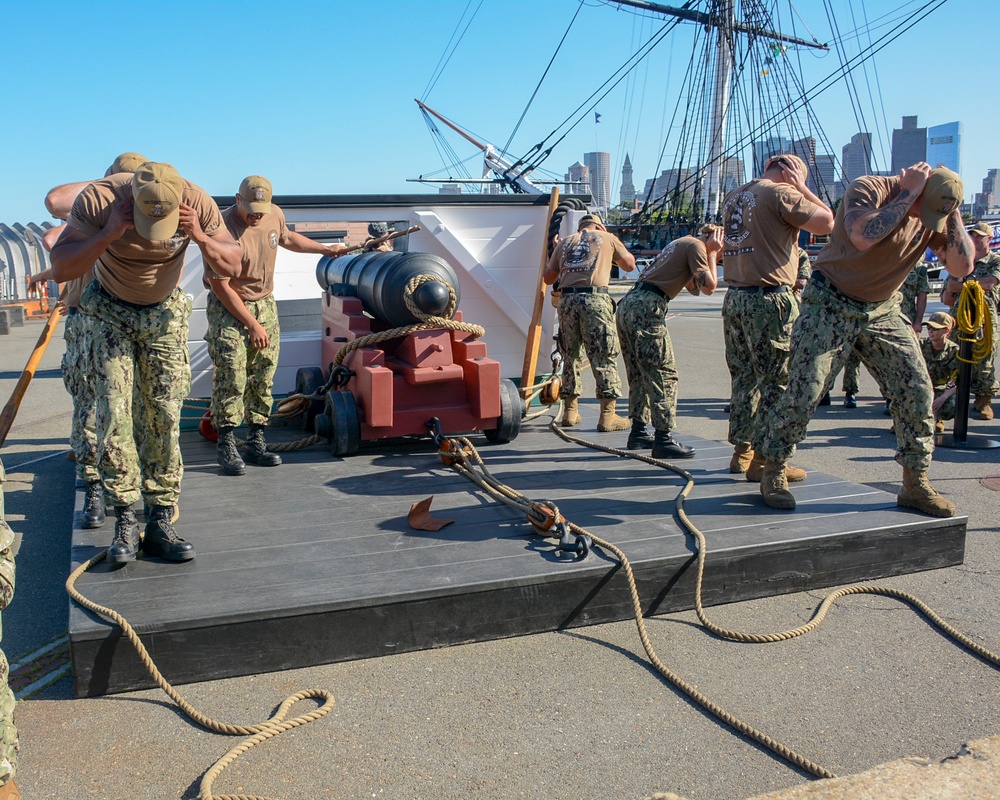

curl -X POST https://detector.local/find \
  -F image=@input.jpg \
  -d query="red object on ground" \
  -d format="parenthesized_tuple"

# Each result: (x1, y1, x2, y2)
(199, 411, 218, 442)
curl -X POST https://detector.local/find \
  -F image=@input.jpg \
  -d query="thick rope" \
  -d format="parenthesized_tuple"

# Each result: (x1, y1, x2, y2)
(66, 553, 336, 800)
(334, 274, 485, 366)
(954, 279, 993, 363)
(432, 406, 1000, 780)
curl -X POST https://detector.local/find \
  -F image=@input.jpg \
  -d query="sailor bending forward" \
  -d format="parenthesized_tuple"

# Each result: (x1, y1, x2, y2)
(757, 164, 973, 517)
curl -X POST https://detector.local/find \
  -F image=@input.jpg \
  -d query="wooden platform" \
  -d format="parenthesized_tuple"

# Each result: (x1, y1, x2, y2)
(68, 413, 967, 697)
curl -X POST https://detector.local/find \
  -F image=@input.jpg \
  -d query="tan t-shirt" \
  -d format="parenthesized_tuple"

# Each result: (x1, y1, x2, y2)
(813, 176, 945, 303)
(60, 270, 95, 309)
(639, 236, 711, 300)
(548, 229, 632, 288)
(68, 173, 224, 305)
(721, 179, 822, 287)
(206, 205, 289, 301)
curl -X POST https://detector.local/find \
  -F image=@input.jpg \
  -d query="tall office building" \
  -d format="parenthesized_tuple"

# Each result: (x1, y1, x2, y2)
(813, 153, 840, 201)
(564, 161, 590, 196)
(753, 135, 791, 174)
(584, 151, 611, 210)
(643, 167, 697, 204)
(841, 132, 872, 183)
(891, 116, 926, 174)
(619, 153, 636, 205)
(927, 121, 962, 174)
(718, 156, 744, 195)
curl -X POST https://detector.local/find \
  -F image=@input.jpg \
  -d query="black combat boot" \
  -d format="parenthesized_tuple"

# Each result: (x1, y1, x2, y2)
(651, 430, 696, 460)
(242, 424, 282, 467)
(108, 506, 140, 564)
(143, 506, 195, 561)
(626, 420, 655, 450)
(844, 392, 858, 409)
(217, 426, 246, 475)
(81, 480, 106, 529)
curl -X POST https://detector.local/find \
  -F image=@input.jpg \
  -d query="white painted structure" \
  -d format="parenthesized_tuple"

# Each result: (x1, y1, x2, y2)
(181, 194, 584, 397)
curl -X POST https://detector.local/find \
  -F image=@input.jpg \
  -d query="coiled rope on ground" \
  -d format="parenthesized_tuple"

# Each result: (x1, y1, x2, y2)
(65, 552, 335, 800)
(433, 400, 1000, 780)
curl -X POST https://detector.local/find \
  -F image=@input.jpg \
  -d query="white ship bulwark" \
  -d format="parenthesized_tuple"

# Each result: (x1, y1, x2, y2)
(180, 193, 588, 397)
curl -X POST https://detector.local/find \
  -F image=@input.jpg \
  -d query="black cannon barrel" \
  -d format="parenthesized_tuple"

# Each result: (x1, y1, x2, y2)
(316, 251, 462, 326)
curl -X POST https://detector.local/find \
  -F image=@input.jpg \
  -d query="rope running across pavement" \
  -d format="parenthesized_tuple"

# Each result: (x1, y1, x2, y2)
(434, 401, 1000, 780)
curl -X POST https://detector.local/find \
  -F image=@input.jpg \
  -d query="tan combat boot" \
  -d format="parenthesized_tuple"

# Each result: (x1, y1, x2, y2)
(897, 467, 956, 517)
(729, 443, 754, 474)
(745, 453, 807, 483)
(974, 395, 994, 420)
(0, 779, 20, 799)
(561, 397, 582, 427)
(760, 459, 796, 510)
(596, 398, 630, 432)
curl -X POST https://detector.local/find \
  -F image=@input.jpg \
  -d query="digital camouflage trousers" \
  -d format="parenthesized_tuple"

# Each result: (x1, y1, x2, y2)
(0, 459, 19, 786)
(760, 277, 935, 471)
(615, 288, 678, 432)
(61, 311, 99, 482)
(556, 293, 623, 399)
(206, 293, 280, 428)
(722, 286, 798, 449)
(80, 283, 192, 507)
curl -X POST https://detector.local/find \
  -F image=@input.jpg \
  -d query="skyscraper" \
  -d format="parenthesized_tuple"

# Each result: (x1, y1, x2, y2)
(841, 132, 872, 183)
(564, 161, 590, 196)
(927, 121, 962, 174)
(619, 153, 636, 205)
(891, 116, 926, 174)
(584, 151, 611, 210)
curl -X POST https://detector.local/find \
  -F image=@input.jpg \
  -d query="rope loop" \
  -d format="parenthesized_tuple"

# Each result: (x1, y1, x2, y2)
(955, 279, 993, 363)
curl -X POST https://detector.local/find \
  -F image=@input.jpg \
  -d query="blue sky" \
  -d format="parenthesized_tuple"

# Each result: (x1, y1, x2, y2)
(0, 0, 989, 223)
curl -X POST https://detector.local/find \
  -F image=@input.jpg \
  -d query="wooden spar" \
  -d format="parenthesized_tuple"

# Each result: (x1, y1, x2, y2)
(0, 304, 63, 448)
(338, 225, 421, 256)
(519, 187, 560, 400)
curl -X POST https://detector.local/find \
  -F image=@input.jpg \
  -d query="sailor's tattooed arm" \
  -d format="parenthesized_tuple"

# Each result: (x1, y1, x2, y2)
(844, 190, 915, 250)
(943, 210, 974, 279)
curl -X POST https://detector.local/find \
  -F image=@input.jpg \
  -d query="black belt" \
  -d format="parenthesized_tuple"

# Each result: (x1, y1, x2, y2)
(634, 282, 666, 298)
(730, 284, 789, 294)
(91, 279, 162, 310)
(559, 286, 608, 294)
(67, 307, 78, 316)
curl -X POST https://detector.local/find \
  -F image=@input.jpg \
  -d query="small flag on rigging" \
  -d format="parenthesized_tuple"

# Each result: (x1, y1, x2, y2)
(595, 112, 602, 124)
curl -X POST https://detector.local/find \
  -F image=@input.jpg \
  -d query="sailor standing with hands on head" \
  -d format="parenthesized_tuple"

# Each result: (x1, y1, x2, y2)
(51, 162, 243, 564)
(757, 164, 974, 517)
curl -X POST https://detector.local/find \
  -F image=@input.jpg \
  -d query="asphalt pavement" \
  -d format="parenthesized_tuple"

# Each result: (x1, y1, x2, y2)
(1, 289, 998, 800)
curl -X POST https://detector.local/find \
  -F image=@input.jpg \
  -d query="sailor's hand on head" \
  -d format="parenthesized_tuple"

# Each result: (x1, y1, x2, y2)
(900, 162, 932, 195)
(708, 227, 724, 252)
(178, 203, 205, 241)
(107, 197, 134, 238)
(781, 158, 806, 190)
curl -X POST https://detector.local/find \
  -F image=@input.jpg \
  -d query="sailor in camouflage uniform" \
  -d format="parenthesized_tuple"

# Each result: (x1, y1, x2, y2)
(51, 162, 242, 564)
(41, 153, 149, 531)
(207, 176, 346, 475)
(921, 312, 961, 431)
(720, 154, 834, 478)
(757, 165, 974, 517)
(544, 214, 636, 432)
(615, 225, 721, 458)
(941, 221, 1000, 420)
(0, 460, 18, 799)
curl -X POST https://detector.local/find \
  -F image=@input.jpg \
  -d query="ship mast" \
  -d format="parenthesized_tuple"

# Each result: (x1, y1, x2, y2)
(609, 0, 828, 219)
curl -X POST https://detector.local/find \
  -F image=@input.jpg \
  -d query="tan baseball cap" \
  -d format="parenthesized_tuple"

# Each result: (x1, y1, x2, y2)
(970, 221, 993, 238)
(578, 213, 604, 230)
(919, 168, 963, 234)
(132, 162, 184, 241)
(925, 311, 955, 329)
(239, 175, 273, 214)
(106, 152, 149, 177)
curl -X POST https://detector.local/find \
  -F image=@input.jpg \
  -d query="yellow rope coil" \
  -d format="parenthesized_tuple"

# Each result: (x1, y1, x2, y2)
(954, 279, 993, 363)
